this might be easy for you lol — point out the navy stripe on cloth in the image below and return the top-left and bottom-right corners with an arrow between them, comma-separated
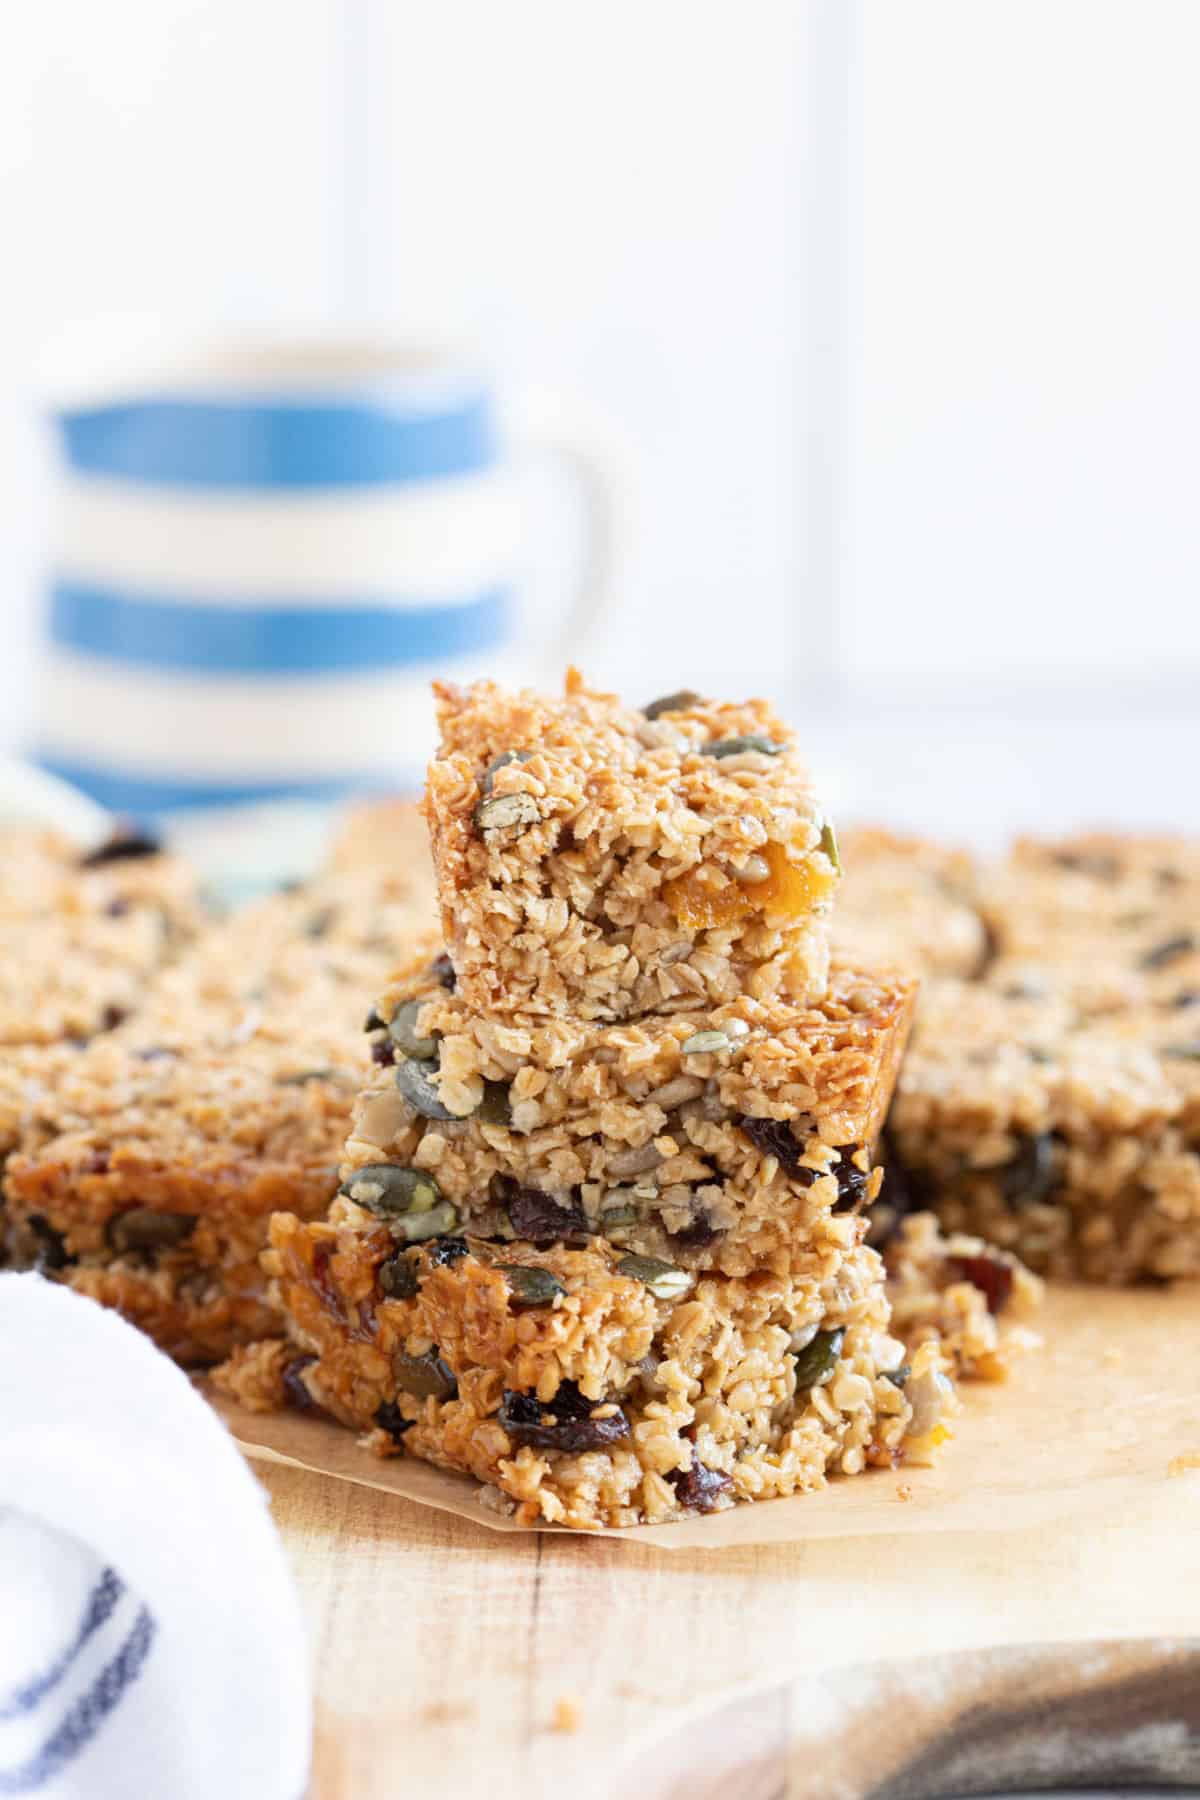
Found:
49,581 -> 510,674
59,392 -> 494,488
35,757 -> 418,818
0,1607 -> 155,1794
0,1573 -> 123,1721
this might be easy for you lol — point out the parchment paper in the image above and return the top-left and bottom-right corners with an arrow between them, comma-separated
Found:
214,1283 -> 1200,1547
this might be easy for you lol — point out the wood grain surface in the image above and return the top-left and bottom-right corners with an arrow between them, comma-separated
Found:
264,1463 -> 1200,1800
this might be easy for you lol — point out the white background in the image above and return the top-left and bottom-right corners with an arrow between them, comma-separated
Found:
0,0 -> 1196,829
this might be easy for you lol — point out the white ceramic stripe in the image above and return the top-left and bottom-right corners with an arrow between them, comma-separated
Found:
53,470 -> 521,602
36,647 -> 523,779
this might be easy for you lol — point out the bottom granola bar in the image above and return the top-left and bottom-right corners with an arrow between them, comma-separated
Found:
216,1210 -> 960,1530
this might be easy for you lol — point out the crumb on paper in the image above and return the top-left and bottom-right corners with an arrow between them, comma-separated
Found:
552,1696 -> 582,1734
1167,1452 -> 1200,1478
896,1483 -> 914,1503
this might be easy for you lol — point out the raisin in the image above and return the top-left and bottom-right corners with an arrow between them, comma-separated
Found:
374,1400 -> 413,1446
668,1213 -> 725,1252
282,1355 -> 317,1412
425,1236 -> 469,1267
370,1037 -> 397,1067
498,1381 -> 630,1453
17,1215 -> 71,1273
378,1251 -> 418,1300
830,1146 -> 870,1214
431,953 -> 457,991
738,1115 -> 809,1179
100,1005 -> 126,1032
79,829 -> 161,867
999,1132 -> 1057,1206
866,1138 -> 924,1249
667,1461 -> 732,1512
493,1177 -> 590,1245
948,1253 -> 1014,1315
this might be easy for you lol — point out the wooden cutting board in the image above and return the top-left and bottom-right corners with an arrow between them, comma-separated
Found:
264,1462 -> 1199,1800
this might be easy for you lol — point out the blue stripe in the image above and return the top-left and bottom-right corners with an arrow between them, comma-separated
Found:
59,392 -> 495,488
35,758 -> 419,818
0,1571 -> 123,1721
0,1606 -> 155,1793
50,581 -> 510,674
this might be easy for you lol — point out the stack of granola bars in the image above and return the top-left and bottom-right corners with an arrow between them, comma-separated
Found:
218,675 -> 992,1529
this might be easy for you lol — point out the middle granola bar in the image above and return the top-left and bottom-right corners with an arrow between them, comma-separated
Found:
345,940 -> 916,1277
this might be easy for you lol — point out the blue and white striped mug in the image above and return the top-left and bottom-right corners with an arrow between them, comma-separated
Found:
36,341 -> 617,815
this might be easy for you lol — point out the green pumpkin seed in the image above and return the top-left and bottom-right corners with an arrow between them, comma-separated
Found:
476,1078 -> 513,1125
598,1191 -> 639,1227
616,1253 -> 694,1301
276,1067 -> 336,1086
643,690 -> 703,720
394,1058 -> 457,1121
388,998 -> 439,1061
378,1251 -> 419,1299
819,819 -> 841,875
474,791 -> 542,832
498,1265 -> 566,1309
792,1326 -> 845,1390
680,1029 -> 733,1057
702,735 -> 783,760
883,1362 -> 911,1389
1164,1042 -> 1200,1061
107,1208 -> 197,1254
479,749 -> 533,796
393,1349 -> 457,1400
363,1006 -> 386,1032
339,1164 -> 441,1216
393,1200 -> 460,1242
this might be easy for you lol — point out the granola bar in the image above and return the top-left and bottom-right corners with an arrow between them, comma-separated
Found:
886,974 -> 1200,1283
833,827 -> 987,979
0,826 -> 201,1046
423,672 -> 839,1021
215,1217 -> 953,1529
346,943 -> 915,1277
1,802 -> 438,1359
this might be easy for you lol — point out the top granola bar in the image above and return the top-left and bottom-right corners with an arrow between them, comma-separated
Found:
423,671 -> 839,1021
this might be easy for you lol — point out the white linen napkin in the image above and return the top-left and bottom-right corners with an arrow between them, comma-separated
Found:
0,1274 -> 311,1799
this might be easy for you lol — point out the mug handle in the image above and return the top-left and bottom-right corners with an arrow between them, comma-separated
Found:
504,387 -> 630,674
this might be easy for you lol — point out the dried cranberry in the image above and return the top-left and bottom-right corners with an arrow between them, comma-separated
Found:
667,1462 -> 732,1512
431,953 -> 457,991
738,1115 -> 809,1179
370,1037 -> 396,1067
80,828 -> 162,867
498,1381 -> 630,1453
494,1177 -> 590,1245
831,1146 -> 870,1214
948,1253 -> 1014,1314
425,1236 -> 469,1267
282,1355 -> 317,1412
374,1400 -> 413,1445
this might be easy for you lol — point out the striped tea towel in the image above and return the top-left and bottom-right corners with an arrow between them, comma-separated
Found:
0,1276 -> 310,1798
